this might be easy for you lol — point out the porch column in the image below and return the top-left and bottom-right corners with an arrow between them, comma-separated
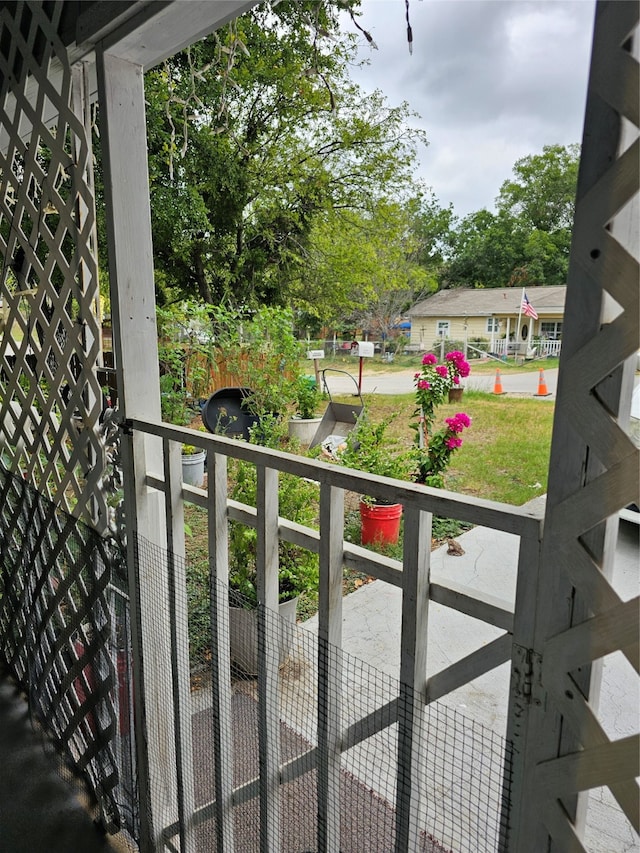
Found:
96,50 -> 178,851
503,3 -> 639,848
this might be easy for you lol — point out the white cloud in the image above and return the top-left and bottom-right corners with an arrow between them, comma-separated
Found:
346,0 -> 595,217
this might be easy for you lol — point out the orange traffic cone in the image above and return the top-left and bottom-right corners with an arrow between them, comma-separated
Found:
493,369 -> 504,395
535,368 -> 550,396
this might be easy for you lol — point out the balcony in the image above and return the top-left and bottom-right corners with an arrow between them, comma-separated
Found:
0,1 -> 637,850
1,417 -> 637,851
1,416 -> 539,851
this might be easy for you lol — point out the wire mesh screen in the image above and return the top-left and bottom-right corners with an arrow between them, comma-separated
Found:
135,532 -> 511,853
0,462 -> 138,844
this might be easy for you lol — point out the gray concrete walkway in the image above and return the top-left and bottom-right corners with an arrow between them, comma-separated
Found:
300,515 -> 639,853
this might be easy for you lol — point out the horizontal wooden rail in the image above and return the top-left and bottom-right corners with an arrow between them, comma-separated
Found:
131,417 -> 543,539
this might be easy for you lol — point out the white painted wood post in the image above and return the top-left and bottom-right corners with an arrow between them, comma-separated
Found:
500,528 -> 545,852
256,464 -> 282,851
316,483 -> 344,853
208,449 -> 236,851
164,438 -> 197,853
96,49 -> 177,852
395,505 -> 431,851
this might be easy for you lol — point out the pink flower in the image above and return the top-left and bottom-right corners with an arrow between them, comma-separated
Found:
418,380 -> 430,390
435,365 -> 448,378
414,372 -> 421,379
445,436 -> 463,449
422,353 -> 437,365
453,375 -> 460,385
445,412 -> 471,433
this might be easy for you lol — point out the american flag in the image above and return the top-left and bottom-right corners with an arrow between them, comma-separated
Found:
521,292 -> 538,320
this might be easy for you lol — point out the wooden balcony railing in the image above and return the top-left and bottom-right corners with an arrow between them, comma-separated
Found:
125,418 -> 543,852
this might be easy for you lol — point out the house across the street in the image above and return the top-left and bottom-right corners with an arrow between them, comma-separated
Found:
408,285 -> 566,357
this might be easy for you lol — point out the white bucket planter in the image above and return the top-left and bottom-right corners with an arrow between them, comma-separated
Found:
229,596 -> 298,676
287,416 -> 323,445
181,450 -> 206,487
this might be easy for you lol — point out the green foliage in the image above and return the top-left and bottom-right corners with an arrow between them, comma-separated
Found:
443,143 -> 579,289
293,375 -> 322,419
445,209 -> 526,289
337,410 -> 413,499
218,304 -> 304,417
496,143 -> 580,232
297,200 -> 433,329
157,301 -> 217,423
143,2 -> 426,308
228,417 -> 319,605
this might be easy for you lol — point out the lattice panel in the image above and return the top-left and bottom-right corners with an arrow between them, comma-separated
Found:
0,1 -> 110,533
534,3 -> 639,850
0,461 -> 135,837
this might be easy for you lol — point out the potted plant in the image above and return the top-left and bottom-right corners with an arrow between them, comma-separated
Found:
181,437 -> 206,488
227,417 -> 319,673
288,375 -> 324,444
336,411 -> 413,546
445,350 -> 471,402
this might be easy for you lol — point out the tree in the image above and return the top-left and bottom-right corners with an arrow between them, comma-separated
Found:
144,1 -> 426,308
496,143 -> 580,232
442,143 -> 580,289
404,189 -> 456,271
296,200 -> 433,339
444,209 -> 526,289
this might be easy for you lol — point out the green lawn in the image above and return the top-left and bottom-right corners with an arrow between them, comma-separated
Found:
183,389 -> 555,641
328,389 -> 554,506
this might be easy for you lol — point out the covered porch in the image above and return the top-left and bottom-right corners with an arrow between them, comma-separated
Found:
0,2 -> 637,852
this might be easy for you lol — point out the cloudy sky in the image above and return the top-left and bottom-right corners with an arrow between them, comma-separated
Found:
345,0 -> 596,218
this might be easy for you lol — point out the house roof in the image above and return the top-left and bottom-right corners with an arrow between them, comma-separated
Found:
409,286 -> 567,318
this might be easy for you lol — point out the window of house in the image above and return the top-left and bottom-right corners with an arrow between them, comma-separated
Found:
486,318 -> 499,333
437,321 -> 450,338
540,321 -> 563,340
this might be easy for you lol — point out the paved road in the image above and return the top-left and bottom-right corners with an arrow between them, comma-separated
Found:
320,364 -> 559,399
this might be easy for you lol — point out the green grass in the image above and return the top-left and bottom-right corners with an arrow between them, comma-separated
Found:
326,389 -> 554,506
183,388 -> 554,649
437,390 -> 554,505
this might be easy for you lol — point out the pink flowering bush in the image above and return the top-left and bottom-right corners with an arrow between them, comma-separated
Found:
412,351 -> 472,487
445,350 -> 471,386
414,352 -> 452,434
412,412 -> 472,487
413,350 -> 471,435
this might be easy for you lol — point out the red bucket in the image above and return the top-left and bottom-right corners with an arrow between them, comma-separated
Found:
360,501 -> 403,546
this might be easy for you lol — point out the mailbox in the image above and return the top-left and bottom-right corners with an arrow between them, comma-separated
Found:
356,341 -> 374,358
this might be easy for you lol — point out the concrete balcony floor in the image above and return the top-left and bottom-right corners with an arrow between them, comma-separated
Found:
0,675 -> 124,853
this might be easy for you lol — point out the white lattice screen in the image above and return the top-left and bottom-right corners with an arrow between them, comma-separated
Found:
529,4 -> 639,850
0,1 -> 110,534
